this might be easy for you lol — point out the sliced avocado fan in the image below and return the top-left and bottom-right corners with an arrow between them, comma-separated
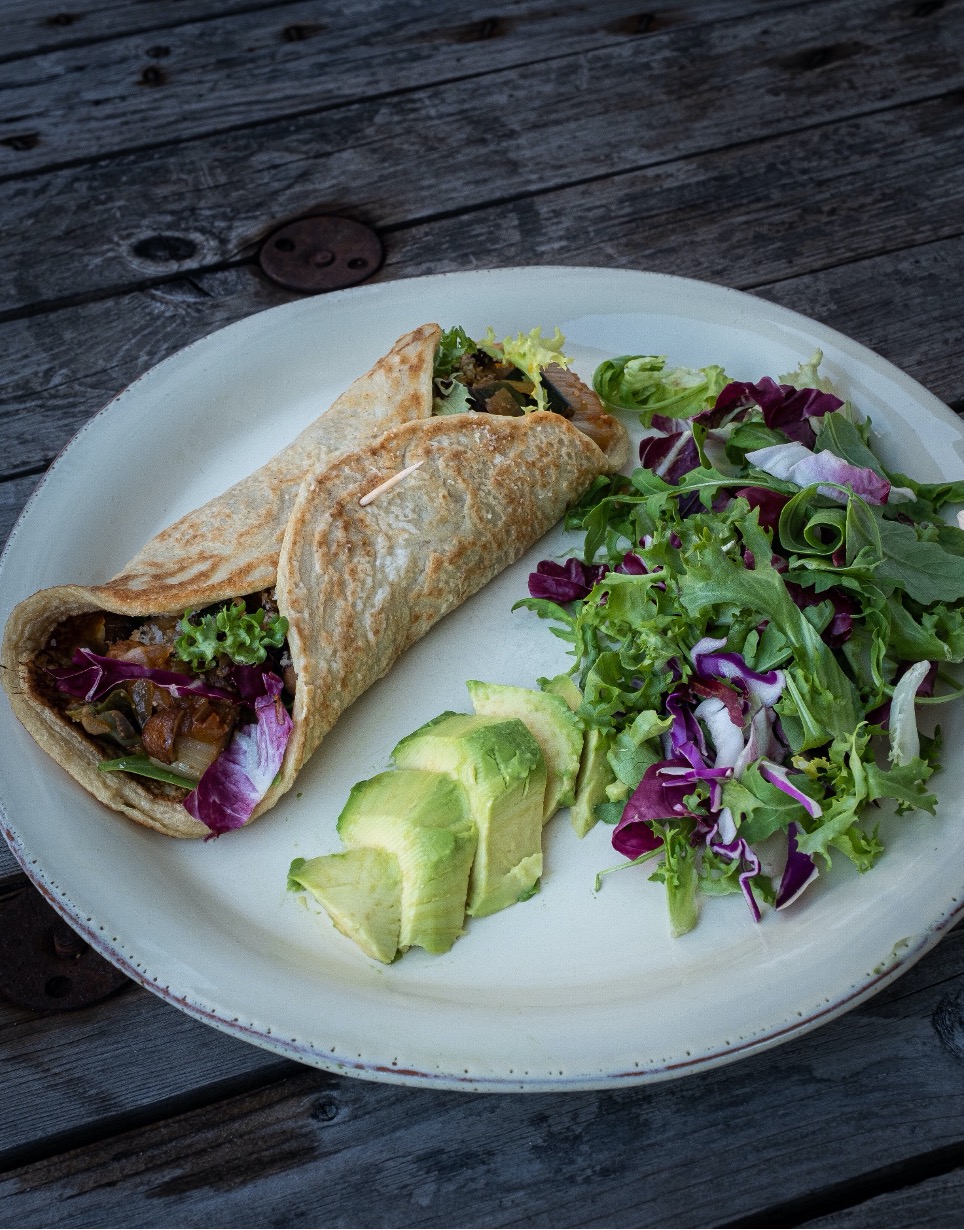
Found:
541,674 -> 617,836
337,768 -> 477,955
466,680 -> 583,822
392,712 -> 545,918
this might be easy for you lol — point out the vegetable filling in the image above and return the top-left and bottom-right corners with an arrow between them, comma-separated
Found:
38,593 -> 294,834
431,325 -> 623,456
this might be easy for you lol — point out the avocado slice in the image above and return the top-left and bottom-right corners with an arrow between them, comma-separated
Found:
466,680 -> 584,822
392,712 -> 545,918
288,849 -> 401,964
540,673 -> 583,713
569,727 -> 617,837
337,769 -> 476,954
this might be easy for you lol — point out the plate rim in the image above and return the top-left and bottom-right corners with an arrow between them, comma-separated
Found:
2,264 -> 962,1093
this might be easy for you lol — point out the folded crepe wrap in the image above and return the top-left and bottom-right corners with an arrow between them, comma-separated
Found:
271,411 -> 619,800
3,323 -> 627,838
2,324 -> 440,839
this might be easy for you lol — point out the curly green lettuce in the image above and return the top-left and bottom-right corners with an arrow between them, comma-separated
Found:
175,601 -> 288,670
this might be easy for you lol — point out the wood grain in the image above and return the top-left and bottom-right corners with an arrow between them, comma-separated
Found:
801,1165 -> 964,1228
1,0 -> 323,60
0,0 -> 815,175
0,976 -> 294,1170
0,0 -> 798,62
1,5 -> 962,314
1,924 -> 963,1227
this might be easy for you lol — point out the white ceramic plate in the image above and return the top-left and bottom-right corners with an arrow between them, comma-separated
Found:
3,267 -> 963,1092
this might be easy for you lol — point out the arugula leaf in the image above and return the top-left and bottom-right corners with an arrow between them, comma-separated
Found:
875,520 -> 964,604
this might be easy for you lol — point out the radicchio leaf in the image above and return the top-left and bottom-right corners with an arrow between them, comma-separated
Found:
775,823 -> 819,910
711,379 -> 842,446
638,430 -> 700,482
783,581 -> 856,646
616,552 -> 647,575
184,672 -> 292,836
612,759 -> 697,858
735,486 -> 792,534
51,647 -> 236,704
746,442 -> 893,505
528,558 -> 608,602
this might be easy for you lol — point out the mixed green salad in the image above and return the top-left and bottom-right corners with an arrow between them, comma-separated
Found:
520,351 -> 964,935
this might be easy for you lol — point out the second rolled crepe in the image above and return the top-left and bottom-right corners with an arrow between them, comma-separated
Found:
270,410 -> 620,806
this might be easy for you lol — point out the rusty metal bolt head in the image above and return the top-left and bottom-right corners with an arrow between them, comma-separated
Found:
0,888 -> 129,1012
259,216 -> 383,293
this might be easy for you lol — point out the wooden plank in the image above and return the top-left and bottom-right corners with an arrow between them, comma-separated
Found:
801,1166 -> 964,1228
754,236 -> 964,413
2,205 -> 962,484
0,471 -> 42,556
0,0 -> 794,62
0,974 -> 294,1170
1,924 -> 963,1227
0,0 -> 806,174
0,844 -> 24,884
1,0 -> 319,60
0,270 -> 295,478
380,95 -> 964,297
0,0 -> 959,185
2,6 -> 963,316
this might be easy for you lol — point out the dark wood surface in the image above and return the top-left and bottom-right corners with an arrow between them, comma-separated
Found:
2,1 -> 963,1226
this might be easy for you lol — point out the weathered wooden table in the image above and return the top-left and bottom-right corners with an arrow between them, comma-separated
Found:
2,1 -> 963,1225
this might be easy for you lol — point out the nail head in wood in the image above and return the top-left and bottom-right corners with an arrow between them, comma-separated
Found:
259,216 -> 383,293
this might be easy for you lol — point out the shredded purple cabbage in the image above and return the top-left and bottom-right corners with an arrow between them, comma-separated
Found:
51,647 -> 237,704
759,760 -> 823,818
184,672 -> 292,836
666,692 -> 708,767
711,836 -> 763,922
775,824 -> 820,909
691,640 -> 784,708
